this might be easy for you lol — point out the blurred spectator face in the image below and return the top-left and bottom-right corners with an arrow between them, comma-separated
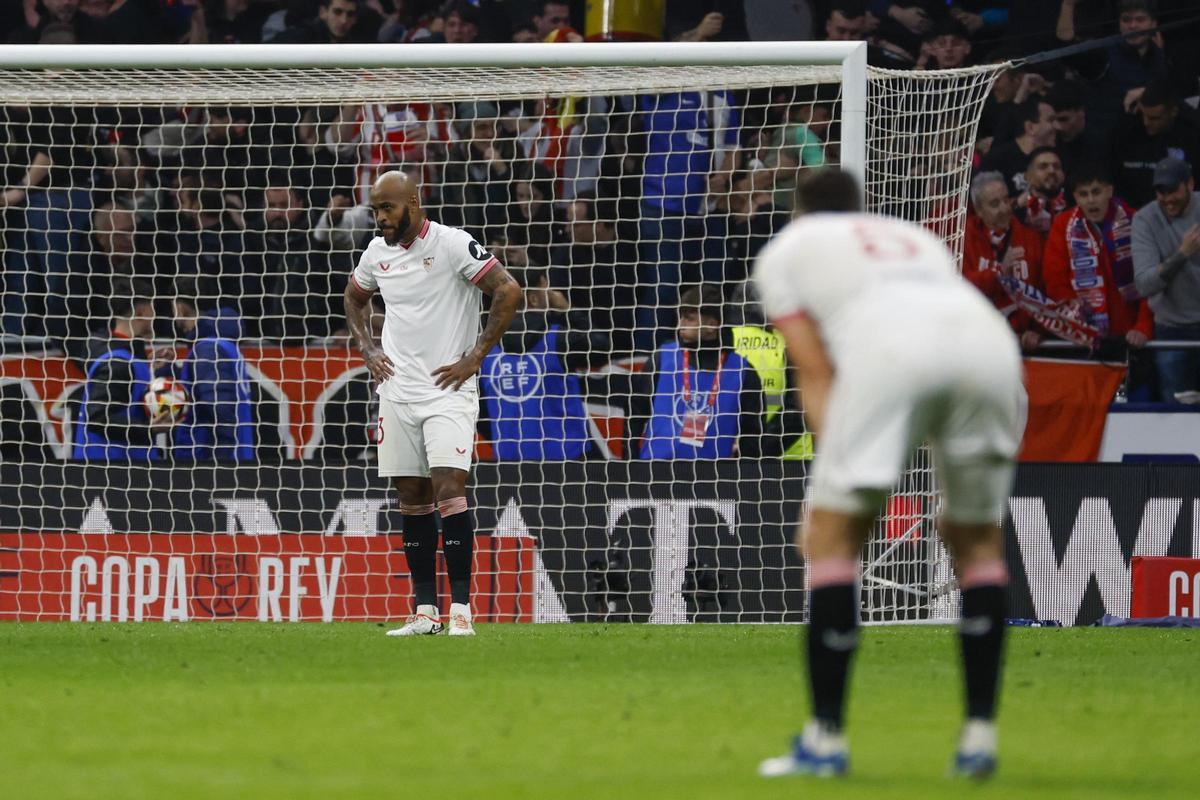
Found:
1026,151 -> 1065,196
1140,102 -> 1176,136
825,11 -> 866,41
226,0 -> 251,15
1156,177 -> 1195,219
130,300 -> 155,340
514,181 -> 542,222
444,11 -> 479,43
172,299 -> 198,337
173,173 -> 201,218
566,200 -> 595,244
93,205 -> 136,259
1026,103 -> 1056,147
512,25 -> 539,44
973,180 -> 1012,231
204,109 -> 248,145
319,0 -> 358,41
991,69 -> 1021,104
1119,8 -> 1155,50
676,308 -> 720,347
1073,180 -> 1115,223
263,187 -> 303,231
930,33 -> 970,69
534,2 -> 570,38
1052,106 -> 1086,143
44,0 -> 80,23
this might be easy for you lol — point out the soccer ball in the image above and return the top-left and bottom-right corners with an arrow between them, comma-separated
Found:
143,376 -> 189,421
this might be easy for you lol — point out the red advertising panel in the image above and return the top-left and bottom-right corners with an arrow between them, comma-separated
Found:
0,533 -> 532,622
1130,556 -> 1200,619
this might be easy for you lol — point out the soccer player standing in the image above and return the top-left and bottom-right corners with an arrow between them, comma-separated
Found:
344,171 -> 522,636
753,169 -> 1026,778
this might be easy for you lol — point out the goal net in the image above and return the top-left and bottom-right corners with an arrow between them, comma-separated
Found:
0,43 -> 1002,623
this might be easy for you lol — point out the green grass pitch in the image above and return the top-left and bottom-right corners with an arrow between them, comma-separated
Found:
1,624 -> 1196,799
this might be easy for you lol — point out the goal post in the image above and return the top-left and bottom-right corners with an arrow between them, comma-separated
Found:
0,43 -> 1005,624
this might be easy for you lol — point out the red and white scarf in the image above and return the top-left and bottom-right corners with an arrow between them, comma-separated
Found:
1065,199 -> 1135,338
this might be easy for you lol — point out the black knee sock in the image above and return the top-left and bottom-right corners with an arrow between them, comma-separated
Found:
806,583 -> 860,731
441,511 -> 474,606
402,513 -> 439,609
959,585 -> 1006,720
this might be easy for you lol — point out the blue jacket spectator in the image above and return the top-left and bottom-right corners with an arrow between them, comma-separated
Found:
480,267 -> 610,461
72,280 -> 167,461
636,90 -> 740,350
632,286 -> 764,459
171,282 -> 255,461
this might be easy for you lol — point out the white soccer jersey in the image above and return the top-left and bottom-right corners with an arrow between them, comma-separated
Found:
351,218 -> 498,403
753,212 -> 1001,364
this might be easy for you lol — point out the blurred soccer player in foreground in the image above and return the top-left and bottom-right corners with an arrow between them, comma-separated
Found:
753,169 -> 1026,779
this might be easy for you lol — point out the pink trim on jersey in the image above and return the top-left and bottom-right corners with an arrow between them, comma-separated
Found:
807,557 -> 859,588
959,559 -> 1009,589
349,273 -> 374,297
470,257 -> 499,285
396,219 -> 430,250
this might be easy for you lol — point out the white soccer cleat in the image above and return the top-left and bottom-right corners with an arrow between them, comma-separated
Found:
950,718 -> 998,779
447,603 -> 475,636
386,604 -> 443,636
758,720 -> 849,778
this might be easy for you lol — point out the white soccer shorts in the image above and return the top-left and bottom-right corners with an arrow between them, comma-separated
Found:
808,324 -> 1026,525
377,391 -> 477,477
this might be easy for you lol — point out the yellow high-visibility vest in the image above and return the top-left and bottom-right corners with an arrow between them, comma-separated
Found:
731,325 -> 813,460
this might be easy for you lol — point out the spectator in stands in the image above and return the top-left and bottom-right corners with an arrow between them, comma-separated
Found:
637,89 -> 740,350
72,278 -> 173,461
870,2 -> 943,59
552,193 -> 637,355
1,105 -> 96,343
632,286 -> 764,460
479,264 -> 610,461
824,1 -> 869,41
1043,164 -> 1154,350
728,282 -> 812,460
919,18 -> 972,70
531,1 -> 570,39
1111,81 -> 1200,209
312,191 -> 374,257
505,165 -> 557,268
252,176 -> 345,341
1046,79 -> 1107,184
1133,158 -> 1200,401
170,275 -> 255,460
271,0 -> 374,43
511,20 -> 538,43
9,0 -> 111,43
439,100 -> 514,235
979,99 -> 1056,195
763,86 -> 834,211
1015,146 -> 1067,238
175,180 -> 259,332
703,170 -> 788,287
412,0 -> 479,44
976,57 -> 1047,151
185,0 -> 274,44
1056,0 -> 1172,141
964,171 -> 1046,351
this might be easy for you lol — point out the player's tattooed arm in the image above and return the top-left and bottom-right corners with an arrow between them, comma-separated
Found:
344,282 -> 395,383
433,264 -> 524,391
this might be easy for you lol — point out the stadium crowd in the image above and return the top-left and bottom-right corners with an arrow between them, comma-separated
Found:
2,0 -> 1200,462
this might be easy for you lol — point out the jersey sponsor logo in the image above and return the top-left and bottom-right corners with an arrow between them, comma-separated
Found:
423,256 -> 434,271
467,239 -> 492,262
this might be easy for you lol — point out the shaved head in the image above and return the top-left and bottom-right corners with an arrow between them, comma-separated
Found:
371,170 -> 417,204
369,170 -> 424,245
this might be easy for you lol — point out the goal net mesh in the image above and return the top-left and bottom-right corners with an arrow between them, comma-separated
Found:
0,58 -> 1002,623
